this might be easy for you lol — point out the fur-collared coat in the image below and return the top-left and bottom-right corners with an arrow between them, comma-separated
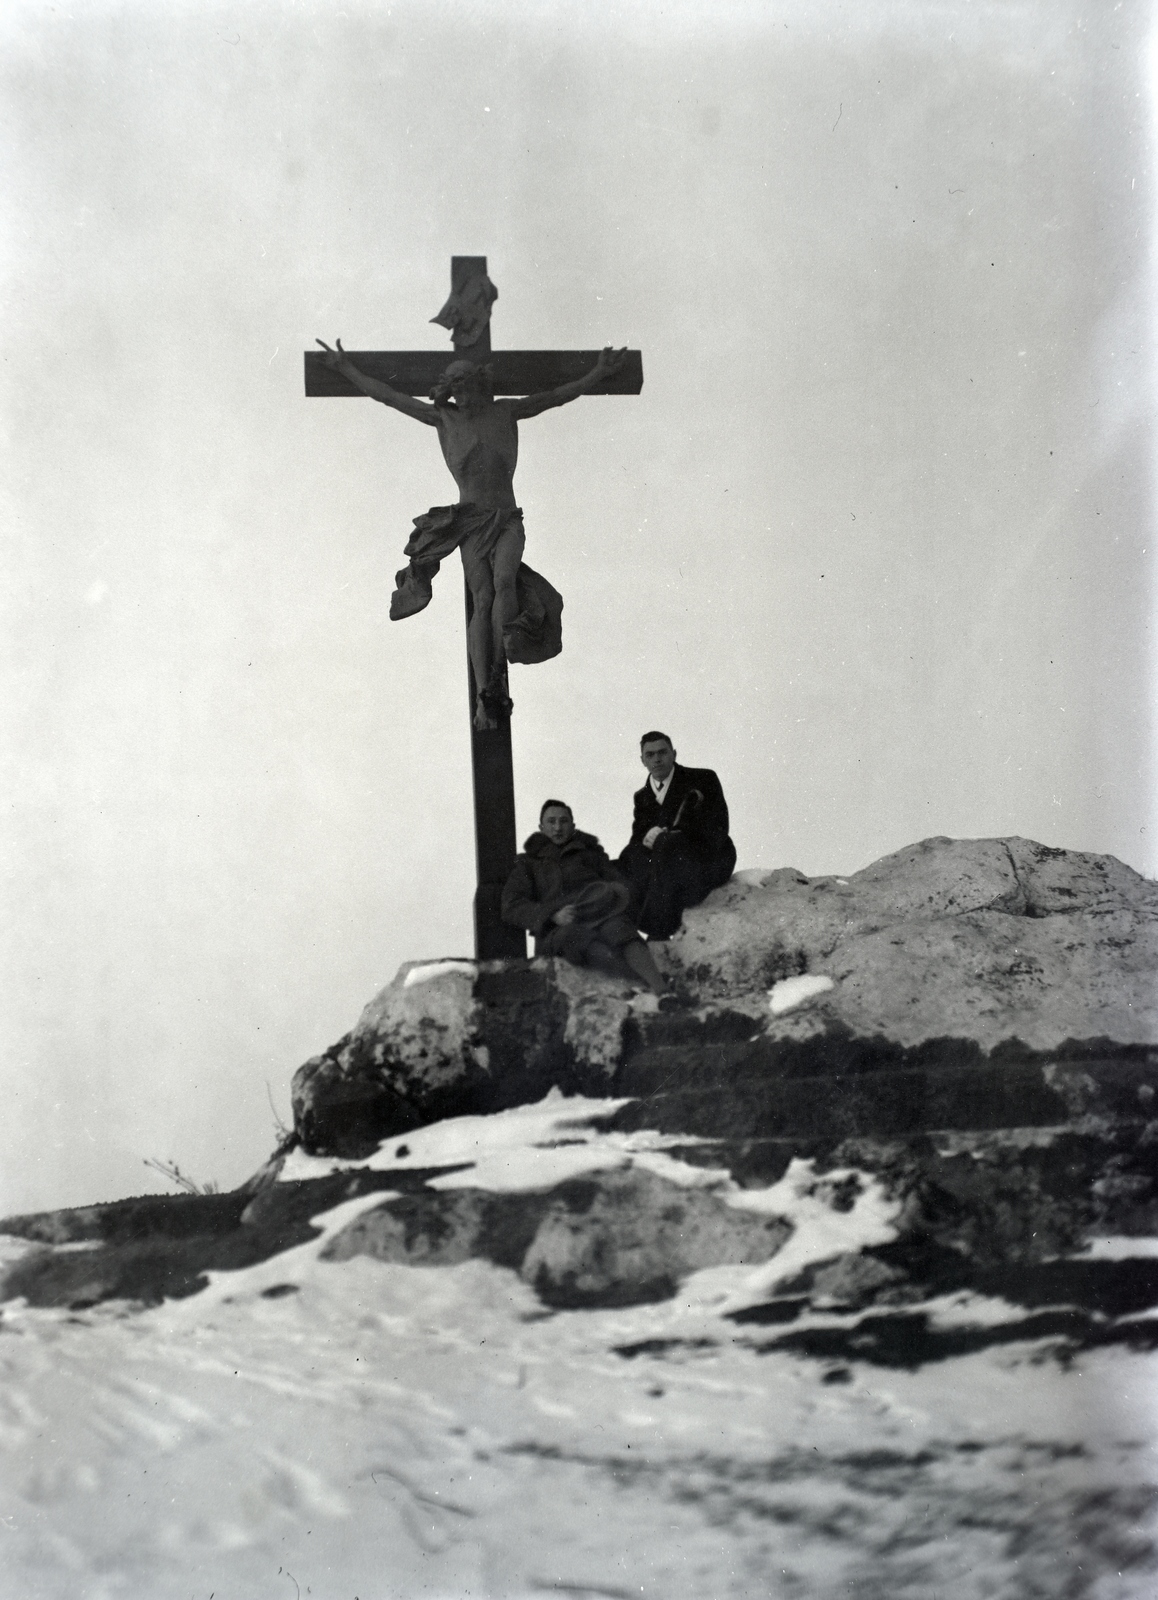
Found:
501,829 -> 632,958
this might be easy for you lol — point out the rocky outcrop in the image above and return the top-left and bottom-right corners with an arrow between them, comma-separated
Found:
3,1103 -> 1156,1360
2,836 -> 1155,1361
292,837 -> 1158,1157
291,957 -> 644,1157
316,1167 -> 793,1309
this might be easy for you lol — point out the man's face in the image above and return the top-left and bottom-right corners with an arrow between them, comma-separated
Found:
449,369 -> 488,409
540,806 -> 575,846
640,740 -> 676,783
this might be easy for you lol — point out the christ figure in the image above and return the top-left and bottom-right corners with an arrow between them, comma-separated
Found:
316,340 -> 627,730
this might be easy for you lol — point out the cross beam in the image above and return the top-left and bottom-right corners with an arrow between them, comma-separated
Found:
305,348 -> 643,397
305,256 -> 642,960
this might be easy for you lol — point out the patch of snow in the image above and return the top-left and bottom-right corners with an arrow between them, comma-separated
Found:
284,1093 -> 894,1212
622,1148 -> 735,1189
734,868 -> 774,886
281,1101 -> 900,1280
162,1191 -> 403,1315
923,1290 -> 1043,1328
280,1092 -> 634,1191
605,1127 -> 717,1153
769,973 -> 835,1014
0,1235 -> 43,1272
1076,1236 -> 1158,1260
401,959 -> 476,988
431,1141 -> 630,1192
1,1148 -> 1154,1598
716,1159 -> 901,1311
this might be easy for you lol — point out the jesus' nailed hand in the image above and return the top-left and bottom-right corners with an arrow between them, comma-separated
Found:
315,338 -> 628,730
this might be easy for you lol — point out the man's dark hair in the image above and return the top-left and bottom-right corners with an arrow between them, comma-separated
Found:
539,798 -> 573,820
639,730 -> 673,749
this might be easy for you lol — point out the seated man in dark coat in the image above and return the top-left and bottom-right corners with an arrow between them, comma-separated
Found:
502,799 -> 668,995
617,731 -> 737,939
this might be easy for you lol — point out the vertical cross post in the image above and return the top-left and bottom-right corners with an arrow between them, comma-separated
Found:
451,257 -> 526,960
304,259 -> 642,965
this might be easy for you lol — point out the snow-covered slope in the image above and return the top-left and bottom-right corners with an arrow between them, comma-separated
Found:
2,1090 -> 1157,1598
4,836 -> 1157,1597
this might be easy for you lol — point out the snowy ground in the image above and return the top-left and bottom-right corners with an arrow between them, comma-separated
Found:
2,1097 -> 1156,1599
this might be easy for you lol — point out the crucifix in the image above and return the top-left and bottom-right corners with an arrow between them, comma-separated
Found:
305,256 -> 643,960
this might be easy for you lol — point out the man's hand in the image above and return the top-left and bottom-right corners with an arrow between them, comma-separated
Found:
593,345 -> 628,379
643,826 -> 667,850
553,905 -> 577,926
514,345 -> 631,418
316,338 -> 349,371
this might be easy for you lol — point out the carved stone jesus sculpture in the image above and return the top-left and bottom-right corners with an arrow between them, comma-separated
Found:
316,340 -> 628,729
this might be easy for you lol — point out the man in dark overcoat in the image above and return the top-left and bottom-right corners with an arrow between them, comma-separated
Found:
617,731 -> 737,939
502,799 -> 668,993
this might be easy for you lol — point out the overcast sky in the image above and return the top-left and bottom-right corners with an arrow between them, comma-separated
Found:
2,0 -> 1154,1216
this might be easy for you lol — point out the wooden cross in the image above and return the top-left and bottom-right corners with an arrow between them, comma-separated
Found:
305,256 -> 643,960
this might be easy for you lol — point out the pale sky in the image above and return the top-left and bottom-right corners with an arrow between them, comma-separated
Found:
2,0 -> 1154,1216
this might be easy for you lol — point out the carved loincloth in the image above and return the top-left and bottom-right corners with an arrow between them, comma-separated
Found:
389,503 -> 563,665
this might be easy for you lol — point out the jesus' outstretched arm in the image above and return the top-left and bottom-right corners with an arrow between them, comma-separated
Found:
316,339 -> 438,425
508,346 -> 629,420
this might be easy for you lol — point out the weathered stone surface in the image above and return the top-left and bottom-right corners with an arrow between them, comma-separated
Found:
516,1168 -> 792,1307
5,1118 -> 1154,1347
671,835 -> 1158,1022
5,835 -> 1154,1344
317,1167 -> 792,1309
608,1050 -> 1147,1143
291,837 -> 1158,1157
292,1037 -> 429,1159
821,909 -> 1155,1051
292,958 -> 646,1157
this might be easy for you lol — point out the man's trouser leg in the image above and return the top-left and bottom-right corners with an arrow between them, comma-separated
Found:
618,845 -> 652,925
638,843 -> 705,939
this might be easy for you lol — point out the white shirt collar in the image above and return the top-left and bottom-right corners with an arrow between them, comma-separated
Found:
650,769 -> 675,803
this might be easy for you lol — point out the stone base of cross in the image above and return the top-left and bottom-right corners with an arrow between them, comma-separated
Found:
305,257 -> 642,959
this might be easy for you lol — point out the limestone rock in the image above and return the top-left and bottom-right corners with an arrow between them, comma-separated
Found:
670,834 -> 1158,1010
4,837 -> 1155,1343
291,837 -> 1158,1158
4,1115 -> 1155,1328
293,958 -> 648,1157
317,1167 -> 792,1309
517,1168 -> 791,1307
